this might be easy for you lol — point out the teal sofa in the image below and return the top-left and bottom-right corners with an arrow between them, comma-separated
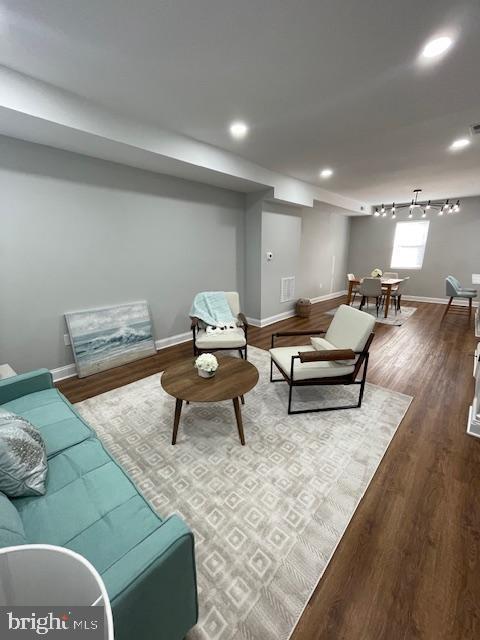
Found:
0,369 -> 198,640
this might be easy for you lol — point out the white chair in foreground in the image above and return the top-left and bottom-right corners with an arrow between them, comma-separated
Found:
190,291 -> 249,359
269,304 -> 375,414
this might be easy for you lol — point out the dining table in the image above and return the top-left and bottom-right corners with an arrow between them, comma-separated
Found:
347,277 -> 405,318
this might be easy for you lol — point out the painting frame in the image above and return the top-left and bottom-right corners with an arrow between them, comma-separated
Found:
65,301 -> 156,378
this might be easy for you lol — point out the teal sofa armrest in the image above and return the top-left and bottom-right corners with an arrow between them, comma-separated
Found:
0,369 -> 53,405
102,515 -> 198,640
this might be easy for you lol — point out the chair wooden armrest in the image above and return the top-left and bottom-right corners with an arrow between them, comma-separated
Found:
298,349 -> 356,363
237,312 -> 249,328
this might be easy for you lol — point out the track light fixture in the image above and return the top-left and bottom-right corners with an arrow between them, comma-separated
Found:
374,189 -> 461,220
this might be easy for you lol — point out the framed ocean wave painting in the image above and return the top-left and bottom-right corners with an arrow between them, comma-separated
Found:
65,301 -> 156,378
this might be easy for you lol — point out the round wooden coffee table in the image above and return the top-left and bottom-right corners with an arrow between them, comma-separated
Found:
161,356 -> 259,445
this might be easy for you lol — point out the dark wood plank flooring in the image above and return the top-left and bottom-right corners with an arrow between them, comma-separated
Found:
57,298 -> 480,640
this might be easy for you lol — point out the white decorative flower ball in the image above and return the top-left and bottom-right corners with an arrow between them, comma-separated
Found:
194,353 -> 219,373
371,268 -> 383,277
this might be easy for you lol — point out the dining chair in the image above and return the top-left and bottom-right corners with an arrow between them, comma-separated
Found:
383,272 -> 398,279
359,278 -> 383,316
443,276 -> 477,318
347,273 -> 360,306
389,277 -> 408,314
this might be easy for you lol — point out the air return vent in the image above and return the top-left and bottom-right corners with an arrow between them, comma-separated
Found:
280,276 -> 295,303
470,123 -> 480,135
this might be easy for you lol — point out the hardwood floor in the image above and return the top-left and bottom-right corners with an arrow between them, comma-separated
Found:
57,298 -> 480,639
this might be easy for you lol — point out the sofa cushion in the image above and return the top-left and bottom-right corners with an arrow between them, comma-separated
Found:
0,408 -> 48,497
270,345 -> 355,381
325,304 -> 375,352
195,327 -> 246,349
0,492 -> 27,546
1,389 -> 92,458
14,439 -> 163,574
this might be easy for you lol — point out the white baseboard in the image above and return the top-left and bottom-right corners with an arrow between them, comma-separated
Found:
51,363 -> 78,382
309,290 -> 347,304
402,295 -> 479,307
154,331 -> 191,350
247,309 -> 296,328
51,331 -> 193,382
247,290 -> 346,328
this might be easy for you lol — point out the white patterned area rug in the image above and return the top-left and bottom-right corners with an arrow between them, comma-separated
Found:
76,346 -> 412,640
327,303 -> 417,326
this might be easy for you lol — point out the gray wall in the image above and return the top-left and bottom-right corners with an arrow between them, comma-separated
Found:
244,193 -> 263,319
261,203 -> 302,318
259,201 -> 351,319
348,196 -> 480,298
0,136 -> 245,373
299,203 -> 350,300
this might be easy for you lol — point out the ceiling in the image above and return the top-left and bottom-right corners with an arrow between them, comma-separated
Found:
1,0 -> 479,204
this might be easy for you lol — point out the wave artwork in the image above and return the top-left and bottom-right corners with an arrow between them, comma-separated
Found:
65,301 -> 156,378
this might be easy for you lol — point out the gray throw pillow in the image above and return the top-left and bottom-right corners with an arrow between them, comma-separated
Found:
0,408 -> 48,497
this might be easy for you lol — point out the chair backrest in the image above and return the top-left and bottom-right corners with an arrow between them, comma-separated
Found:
383,272 -> 398,279
325,304 -> 375,352
224,292 -> 241,316
359,277 -> 383,296
347,273 -> 356,281
446,276 -> 461,297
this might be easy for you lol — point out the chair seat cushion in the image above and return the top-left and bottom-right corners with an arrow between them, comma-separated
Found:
196,327 -> 246,349
270,345 -> 355,381
1,389 -> 93,458
14,439 -> 163,574
457,290 -> 477,298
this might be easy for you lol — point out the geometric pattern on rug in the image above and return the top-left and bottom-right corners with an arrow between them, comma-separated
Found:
75,346 -> 412,640
327,304 -> 417,326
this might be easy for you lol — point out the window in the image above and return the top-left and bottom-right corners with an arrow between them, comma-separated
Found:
390,220 -> 429,269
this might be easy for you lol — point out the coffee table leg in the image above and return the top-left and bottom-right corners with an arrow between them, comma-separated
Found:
232,397 -> 246,445
172,398 -> 183,445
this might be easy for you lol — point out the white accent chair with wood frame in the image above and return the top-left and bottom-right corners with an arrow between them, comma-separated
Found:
190,291 -> 249,359
269,304 -> 375,414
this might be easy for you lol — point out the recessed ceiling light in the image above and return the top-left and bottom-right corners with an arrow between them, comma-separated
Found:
421,36 -> 453,59
229,121 -> 249,139
320,168 -> 333,179
449,137 -> 471,151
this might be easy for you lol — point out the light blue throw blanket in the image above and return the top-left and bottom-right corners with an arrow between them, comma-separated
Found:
190,292 -> 236,327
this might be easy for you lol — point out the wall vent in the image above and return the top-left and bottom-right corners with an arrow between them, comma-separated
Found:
280,276 -> 295,303
470,123 -> 480,135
